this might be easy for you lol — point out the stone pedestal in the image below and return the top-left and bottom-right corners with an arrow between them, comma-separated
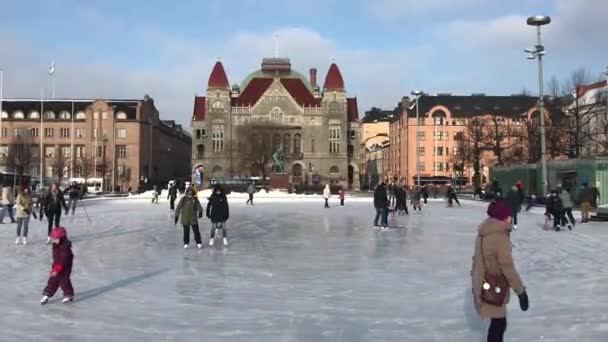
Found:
269,174 -> 290,190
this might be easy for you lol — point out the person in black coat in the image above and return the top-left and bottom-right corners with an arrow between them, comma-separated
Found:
395,185 -> 408,215
64,182 -> 81,216
167,183 -> 178,212
446,185 -> 461,207
506,186 -> 521,229
545,190 -> 563,231
40,183 -> 68,244
373,182 -> 389,228
206,185 -> 230,246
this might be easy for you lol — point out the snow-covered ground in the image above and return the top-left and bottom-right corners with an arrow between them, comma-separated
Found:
1,197 -> 607,342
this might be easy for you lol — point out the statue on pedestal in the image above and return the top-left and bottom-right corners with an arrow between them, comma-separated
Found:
271,146 -> 285,174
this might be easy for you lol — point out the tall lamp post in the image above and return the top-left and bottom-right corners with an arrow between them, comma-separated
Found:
525,15 -> 551,196
411,90 -> 424,187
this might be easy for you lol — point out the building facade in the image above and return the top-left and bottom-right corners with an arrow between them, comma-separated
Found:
572,80 -> 608,156
191,58 -> 361,189
358,108 -> 392,189
387,94 -> 559,186
0,96 -> 191,191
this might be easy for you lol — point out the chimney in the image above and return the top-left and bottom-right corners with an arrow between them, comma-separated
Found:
310,68 -> 317,88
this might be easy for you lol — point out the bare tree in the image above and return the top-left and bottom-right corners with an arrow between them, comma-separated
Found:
482,115 -> 517,166
5,134 -> 34,187
49,151 -> 70,184
235,122 -> 290,183
462,117 -> 486,188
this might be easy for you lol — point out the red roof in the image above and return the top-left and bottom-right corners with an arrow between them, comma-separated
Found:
234,78 -> 273,106
280,78 -> 321,107
192,96 -> 206,121
347,97 -> 359,122
577,80 -> 607,97
323,63 -> 345,90
208,61 -> 229,89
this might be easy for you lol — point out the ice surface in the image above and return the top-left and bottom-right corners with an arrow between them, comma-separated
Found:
1,197 -> 607,341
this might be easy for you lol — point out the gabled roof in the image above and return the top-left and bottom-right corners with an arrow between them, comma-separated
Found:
233,78 -> 273,107
192,96 -> 206,121
280,78 -> 320,107
208,61 -> 229,89
347,98 -> 359,122
575,80 -> 607,107
323,63 -> 345,90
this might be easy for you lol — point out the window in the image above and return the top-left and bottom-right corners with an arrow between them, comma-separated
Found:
418,117 -> 425,125
417,132 -> 425,140
59,111 -> 71,119
328,101 -> 340,113
329,166 -> 339,174
294,134 -> 301,153
31,146 -> 39,158
29,111 -> 40,119
283,134 -> 291,154
454,119 -> 466,126
45,128 -> 54,138
212,125 -> 224,152
454,147 -> 463,156
417,162 -> 425,172
116,111 -> 127,119
93,129 -> 99,139
45,146 -> 56,158
75,128 -> 85,139
454,132 -> 464,141
3,111 -> 13,119
311,139 -> 316,153
433,132 -> 445,141
434,117 -> 445,125
197,144 -> 205,159
96,146 -> 105,158
270,107 -> 283,123
60,128 -> 70,139
292,164 -> 302,177
350,130 -> 356,141
61,146 -> 71,158
94,112 -> 100,120
329,126 -> 340,153
14,128 -> 25,138
195,129 -> 201,140
29,128 -> 39,138
13,111 -> 25,119
116,145 -> 127,159
102,130 -> 108,139
75,111 -> 86,120
417,147 -> 425,156
201,129 -> 206,138
1,128 -> 7,138
212,101 -> 224,109
116,128 -> 127,139
434,147 -> 444,156
434,162 -> 445,171
45,111 -> 56,119
75,146 -> 85,158
0,145 -> 8,156
102,112 -> 108,120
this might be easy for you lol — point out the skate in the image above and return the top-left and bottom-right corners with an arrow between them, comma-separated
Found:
373,225 -> 380,229
61,297 -> 73,304
382,226 -> 389,230
209,238 -> 214,247
46,237 -> 52,245
15,237 -> 21,245
197,244 -> 203,249
40,295 -> 49,305
568,224 -> 572,230
555,226 -> 561,231
223,237 -> 228,246
22,237 -> 27,245
512,225 -> 518,231
183,244 -> 189,249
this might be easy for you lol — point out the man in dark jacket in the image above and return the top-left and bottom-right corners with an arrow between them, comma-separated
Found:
40,183 -> 68,244
506,186 -> 521,229
167,183 -> 178,212
373,182 -> 389,229
546,190 -> 563,231
206,185 -> 230,246
579,184 -> 594,223
65,182 -> 81,216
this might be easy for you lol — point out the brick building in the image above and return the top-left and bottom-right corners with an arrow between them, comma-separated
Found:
0,96 -> 191,191
191,58 -> 361,189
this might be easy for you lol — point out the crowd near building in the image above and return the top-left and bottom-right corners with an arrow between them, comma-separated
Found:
191,57 -> 361,189
0,96 -> 191,192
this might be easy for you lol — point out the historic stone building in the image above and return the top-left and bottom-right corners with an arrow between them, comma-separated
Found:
191,57 -> 361,189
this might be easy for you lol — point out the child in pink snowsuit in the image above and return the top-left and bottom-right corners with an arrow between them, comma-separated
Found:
41,227 -> 74,304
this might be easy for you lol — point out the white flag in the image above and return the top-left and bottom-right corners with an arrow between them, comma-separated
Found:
48,61 -> 55,76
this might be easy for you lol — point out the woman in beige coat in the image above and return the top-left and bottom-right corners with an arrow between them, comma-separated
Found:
471,200 -> 529,342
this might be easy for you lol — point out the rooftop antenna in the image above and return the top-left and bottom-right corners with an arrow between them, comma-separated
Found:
274,34 -> 279,57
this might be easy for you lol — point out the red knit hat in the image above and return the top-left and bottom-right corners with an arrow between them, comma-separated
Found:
487,200 -> 512,221
50,227 -> 67,240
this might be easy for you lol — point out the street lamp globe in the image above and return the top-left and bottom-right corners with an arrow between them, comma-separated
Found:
411,90 -> 424,96
527,16 -> 551,26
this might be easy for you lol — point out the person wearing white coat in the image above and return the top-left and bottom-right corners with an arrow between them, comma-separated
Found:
0,186 -> 16,224
323,184 -> 330,208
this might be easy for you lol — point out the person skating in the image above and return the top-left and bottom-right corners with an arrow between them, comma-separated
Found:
323,184 -> 330,208
395,184 -> 408,215
15,186 -> 37,245
40,183 -> 68,244
373,182 -> 389,229
41,227 -> 74,304
471,200 -> 528,342
447,185 -> 461,207
422,185 -> 429,205
0,185 -> 16,223
591,185 -> 600,209
578,183 -> 594,224
506,186 -> 521,230
151,185 -> 160,204
560,188 -> 575,230
515,180 -> 524,212
411,186 -> 422,213
246,181 -> 256,206
206,185 -> 230,246
175,187 -> 204,249
339,187 -> 345,207
168,183 -> 178,212
546,190 -> 563,231
65,182 -> 81,216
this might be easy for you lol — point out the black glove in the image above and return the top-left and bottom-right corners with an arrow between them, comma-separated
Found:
174,217 -> 178,225
198,211 -> 203,219
518,290 -> 529,311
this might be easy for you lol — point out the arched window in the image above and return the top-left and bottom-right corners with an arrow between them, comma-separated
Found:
270,107 -> 283,123
212,101 -> 224,109
432,110 -> 446,125
212,166 -> 223,178
283,134 -> 291,154
116,111 -> 127,119
329,101 -> 340,113
45,111 -> 56,119
75,111 -> 86,120
28,111 -> 40,119
329,166 -> 340,174
293,134 -> 301,153
59,110 -> 71,120
2,111 -> 11,119
292,163 -> 302,177
347,145 -> 354,158
13,111 -> 24,119
197,144 -> 205,159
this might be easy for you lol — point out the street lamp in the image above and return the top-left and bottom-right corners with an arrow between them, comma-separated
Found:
525,15 -> 551,197
411,90 -> 424,187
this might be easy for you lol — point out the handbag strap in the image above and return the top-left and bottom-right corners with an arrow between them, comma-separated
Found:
479,235 -> 488,272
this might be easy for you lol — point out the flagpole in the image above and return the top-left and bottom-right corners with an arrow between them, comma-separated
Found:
40,88 -> 44,190
70,100 -> 74,179
49,61 -> 56,99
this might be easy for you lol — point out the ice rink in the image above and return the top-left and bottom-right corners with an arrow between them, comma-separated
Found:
1,196 -> 607,341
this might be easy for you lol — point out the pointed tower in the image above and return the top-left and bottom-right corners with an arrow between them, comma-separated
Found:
206,61 -> 231,111
323,62 -> 345,92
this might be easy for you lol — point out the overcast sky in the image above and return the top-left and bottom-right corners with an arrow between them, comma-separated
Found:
1,0 -> 606,127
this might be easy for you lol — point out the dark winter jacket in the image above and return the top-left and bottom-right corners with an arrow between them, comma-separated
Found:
447,187 -> 457,199
373,184 -> 388,209
51,238 -> 73,275
66,185 -> 81,200
175,196 -> 203,226
168,186 -> 178,199
546,194 -> 562,213
579,187 -> 594,203
506,189 -> 521,210
206,193 -> 229,223
41,190 -> 67,215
